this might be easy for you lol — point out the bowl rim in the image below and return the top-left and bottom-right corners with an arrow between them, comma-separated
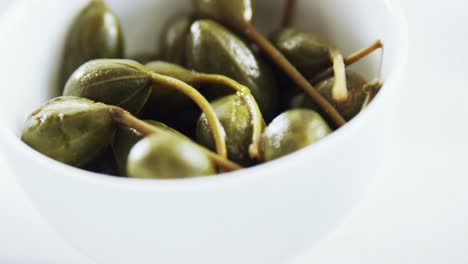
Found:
0,0 -> 409,190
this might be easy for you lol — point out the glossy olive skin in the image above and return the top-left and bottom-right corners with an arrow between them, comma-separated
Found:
261,109 -> 331,161
197,94 -> 260,166
127,133 -> 216,179
271,28 -> 332,77
290,70 -> 368,120
112,120 -> 179,175
186,20 -> 278,120
21,96 -> 116,167
59,0 -> 124,89
63,59 -> 152,114
193,0 -> 255,29
160,13 -> 194,65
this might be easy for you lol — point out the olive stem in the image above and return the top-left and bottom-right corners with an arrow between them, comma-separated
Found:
281,0 -> 297,28
311,40 -> 383,84
360,80 -> 384,110
240,22 -> 346,128
329,48 -> 348,103
149,72 -> 228,159
194,74 -> 264,160
109,106 -> 242,172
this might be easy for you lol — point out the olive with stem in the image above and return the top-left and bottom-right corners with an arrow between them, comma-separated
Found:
110,107 -> 242,172
112,120 -> 182,175
197,94 -> 264,166
310,40 -> 383,84
21,96 -> 117,167
145,61 -> 264,159
290,70 -> 366,120
291,71 -> 384,120
271,28 -> 348,103
21,96 -> 241,172
185,20 -> 278,121
193,0 -> 346,127
63,59 -> 228,158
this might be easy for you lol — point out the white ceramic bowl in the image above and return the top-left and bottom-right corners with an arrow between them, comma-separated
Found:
0,0 -> 407,263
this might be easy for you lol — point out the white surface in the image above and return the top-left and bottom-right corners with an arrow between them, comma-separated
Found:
0,1 -> 467,264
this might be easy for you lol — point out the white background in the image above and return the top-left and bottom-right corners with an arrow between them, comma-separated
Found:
1,0 -> 468,263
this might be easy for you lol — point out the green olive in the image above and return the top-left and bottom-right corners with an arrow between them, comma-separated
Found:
196,94 -> 261,166
59,0 -> 124,89
186,20 -> 278,120
193,0 -> 255,30
112,120 -> 180,175
63,59 -> 152,115
271,28 -> 333,76
290,70 -> 368,120
21,96 -> 116,167
159,13 -> 194,65
143,60 -> 265,143
127,133 -> 216,179
261,109 -> 331,161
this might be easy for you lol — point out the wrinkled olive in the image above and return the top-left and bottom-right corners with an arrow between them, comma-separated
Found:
63,59 -> 152,114
112,120 -> 180,175
193,0 -> 254,30
159,13 -> 194,65
186,20 -> 278,120
21,96 -> 116,167
290,70 -> 368,120
59,0 -> 124,89
127,133 -> 216,179
271,28 -> 333,76
261,109 -> 331,161
197,94 -> 260,166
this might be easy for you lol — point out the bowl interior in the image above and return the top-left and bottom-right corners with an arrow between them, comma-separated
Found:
0,0 -> 405,174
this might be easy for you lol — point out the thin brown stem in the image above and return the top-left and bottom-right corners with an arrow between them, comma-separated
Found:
109,106 -> 242,172
311,40 -> 383,84
281,0 -> 297,28
149,72 -> 228,159
194,74 -> 264,160
240,22 -> 346,128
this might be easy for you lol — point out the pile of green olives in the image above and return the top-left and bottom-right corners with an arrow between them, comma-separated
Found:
21,0 -> 383,179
